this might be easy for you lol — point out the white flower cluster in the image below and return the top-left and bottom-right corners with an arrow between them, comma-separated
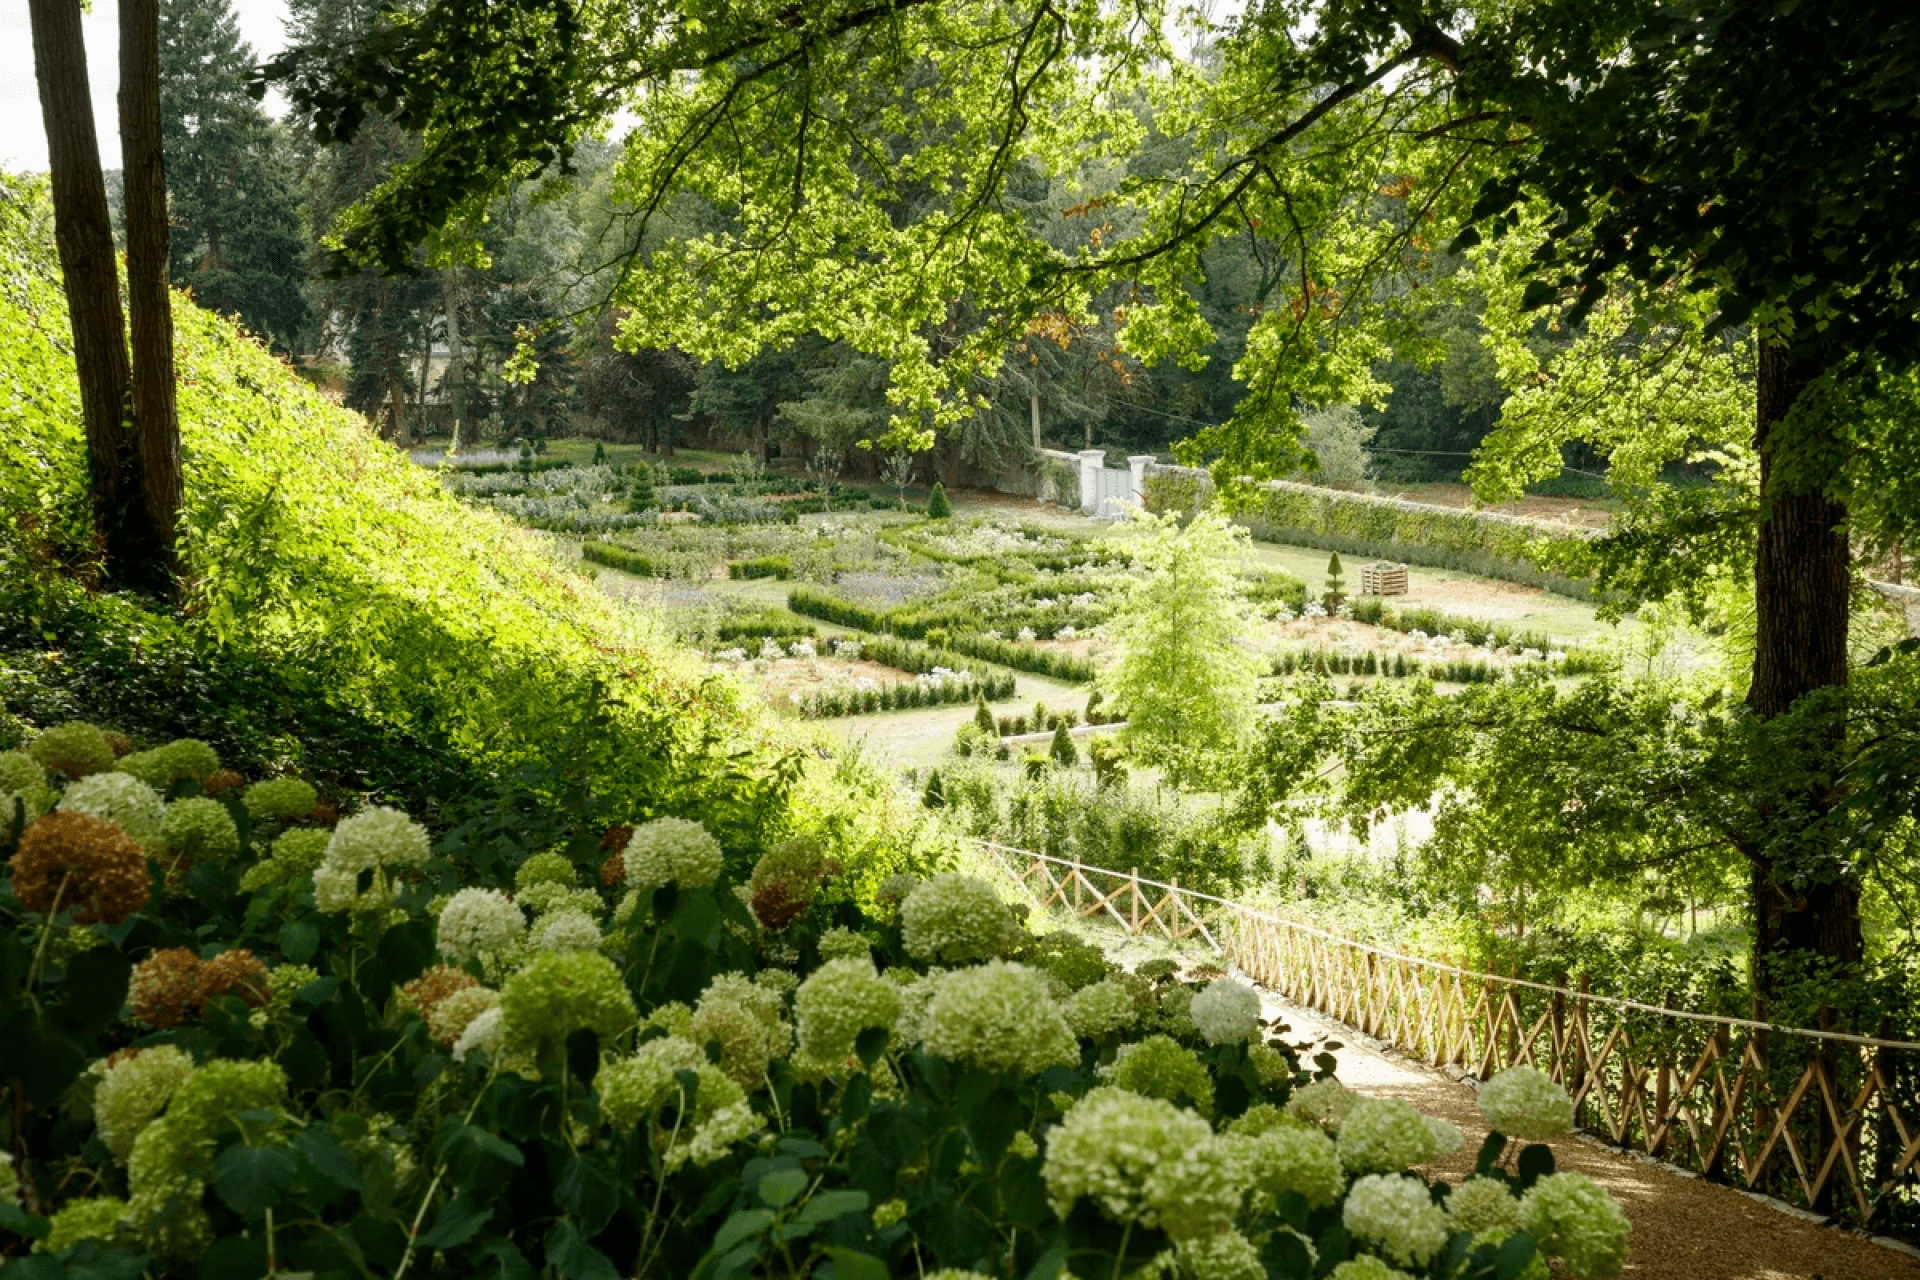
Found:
59,772 -> 166,847
832,639 -> 863,658
596,1036 -> 759,1170
759,641 -> 786,660
919,962 -> 1077,1075
314,806 -> 431,913
1521,1171 -> 1631,1278
1041,1088 -> 1242,1240
624,817 -> 724,891
1337,1097 -> 1462,1173
789,641 -> 818,658
1189,978 -> 1262,1045
1288,1078 -> 1360,1131
1303,601 -> 1329,619
1056,625 -> 1078,640
898,873 -> 1019,964
1063,979 -> 1139,1039
1016,627 -> 1037,643
1342,1173 -> 1452,1267
437,888 -> 527,963
713,648 -> 749,663
917,666 -> 974,688
1176,1229 -> 1266,1280
1446,1175 -> 1524,1240
534,910 -> 602,953
1478,1065 -> 1575,1141
794,957 -> 902,1065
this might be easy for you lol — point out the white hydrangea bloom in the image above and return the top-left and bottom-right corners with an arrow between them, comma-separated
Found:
314,806 -> 431,913
918,962 -> 1077,1075
1520,1172 -> 1631,1278
1226,1123 -> 1346,1210
1328,1259 -> 1416,1280
1189,978 -> 1262,1045
899,873 -> 1019,964
1288,1078 -> 1359,1131
624,817 -> 724,891
1063,979 -> 1139,1039
794,958 -> 901,1065
1016,627 -> 1036,643
1447,1175 -> 1525,1240
1338,1097 -> 1461,1173
452,1006 -> 505,1062
59,772 -> 165,847
1040,1087 -> 1243,1240
1342,1173 -> 1453,1267
1176,1229 -> 1266,1280
1478,1065 -> 1575,1141
437,888 -> 527,963
534,910 -> 602,953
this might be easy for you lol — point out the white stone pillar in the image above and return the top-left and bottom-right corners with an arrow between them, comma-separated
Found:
1127,455 -> 1156,511
1077,448 -> 1106,515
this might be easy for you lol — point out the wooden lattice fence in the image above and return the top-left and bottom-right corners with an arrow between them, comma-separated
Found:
976,841 -> 1920,1240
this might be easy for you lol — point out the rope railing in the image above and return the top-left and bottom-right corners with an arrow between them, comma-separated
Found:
974,839 -> 1920,1239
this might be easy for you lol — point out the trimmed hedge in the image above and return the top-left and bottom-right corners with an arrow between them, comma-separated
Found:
728,554 -> 793,580
713,612 -> 817,642
786,587 -> 1097,682
1143,465 -> 1596,597
580,540 -> 665,577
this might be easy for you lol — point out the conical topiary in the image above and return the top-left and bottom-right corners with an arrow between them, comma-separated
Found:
1049,723 -> 1078,768
974,697 -> 997,737
922,768 -> 947,808
627,464 -> 656,513
928,482 -> 952,519
1324,551 -> 1345,606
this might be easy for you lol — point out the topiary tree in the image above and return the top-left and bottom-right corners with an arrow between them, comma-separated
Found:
1049,722 -> 1078,768
1088,736 -> 1126,788
974,696 -> 997,737
927,481 -> 952,519
1323,551 -> 1345,608
921,768 -> 947,808
592,440 -> 607,465
627,463 -> 655,513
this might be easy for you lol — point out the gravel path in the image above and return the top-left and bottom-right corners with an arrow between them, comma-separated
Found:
1262,989 -> 1920,1280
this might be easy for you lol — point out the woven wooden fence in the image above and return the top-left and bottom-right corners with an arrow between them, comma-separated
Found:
976,841 -> 1920,1240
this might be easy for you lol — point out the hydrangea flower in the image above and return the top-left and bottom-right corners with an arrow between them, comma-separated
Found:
95,1045 -> 196,1161
0,1150 -> 17,1208
1063,978 -> 1139,1039
9,810 -> 150,924
453,1006 -> 505,1062
535,910 -> 603,953
690,973 -> 791,1086
158,797 -> 240,865
38,1197 -> 135,1253
242,777 -> 318,821
1189,978 -> 1262,1045
624,817 -> 724,890
117,740 -> 219,792
28,722 -> 115,779
1342,1173 -> 1453,1267
1338,1097 -> 1463,1173
794,957 -> 902,1065
1447,1175 -> 1525,1240
58,772 -> 165,847
919,961 -> 1077,1075
520,883 -> 603,918
1040,1087 -> 1242,1240
1246,1041 -> 1293,1089
239,827 -> 333,892
899,873 -> 1020,964
1176,1229 -> 1266,1280
1228,1123 -> 1346,1210
127,1116 -> 212,1256
1479,1065 -> 1575,1141
313,806 -> 430,913
500,951 -> 637,1055
437,888 -> 528,963
641,1001 -> 695,1038
1288,1077 -> 1359,1131
1328,1260 -> 1416,1280
0,750 -> 47,796
597,1036 -> 760,1169
1102,1034 -> 1214,1115
430,986 -> 502,1047
816,926 -> 871,962
1520,1172 -> 1631,1278
515,851 -> 577,891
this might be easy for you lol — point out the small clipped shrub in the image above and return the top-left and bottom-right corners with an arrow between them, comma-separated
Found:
927,481 -> 952,519
1049,722 -> 1079,768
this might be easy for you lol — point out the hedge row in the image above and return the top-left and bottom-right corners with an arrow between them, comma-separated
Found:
1267,649 -> 1506,684
939,632 -> 1095,683
1143,466 -> 1596,597
713,611 -> 817,642
580,540 -> 665,577
786,587 -> 1096,682
727,554 -> 793,580
797,669 -> 1013,718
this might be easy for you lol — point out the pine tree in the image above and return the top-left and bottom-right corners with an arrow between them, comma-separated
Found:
974,697 -> 996,737
1049,722 -> 1078,768
627,464 -> 655,513
1323,552 -> 1345,607
927,481 -> 952,518
921,768 -> 946,808
592,440 -> 607,465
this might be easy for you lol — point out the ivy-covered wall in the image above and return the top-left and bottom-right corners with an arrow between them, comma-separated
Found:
1142,464 -> 1595,597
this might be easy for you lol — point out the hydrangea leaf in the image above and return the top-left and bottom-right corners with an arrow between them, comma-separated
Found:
212,1142 -> 299,1219
416,1194 -> 493,1250
757,1169 -> 808,1209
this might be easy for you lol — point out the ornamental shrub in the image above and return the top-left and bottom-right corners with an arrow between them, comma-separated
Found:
899,873 -> 1021,964
928,481 -> 952,518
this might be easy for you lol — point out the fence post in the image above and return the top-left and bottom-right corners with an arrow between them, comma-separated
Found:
1654,987 -> 1675,1157
1571,974 -> 1591,1106
1071,856 -> 1082,913
1550,973 -> 1568,1086
1129,867 -> 1140,934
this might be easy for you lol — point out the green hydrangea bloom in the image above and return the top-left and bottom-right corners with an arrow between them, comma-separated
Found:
919,961 -> 1077,1076
1063,978 -> 1139,1039
816,926 -> 871,962
126,1115 -> 214,1256
597,1036 -> 759,1169
516,851 -> 577,891
1040,1087 -> 1243,1240
0,1150 -> 17,1207
0,778 -> 54,827
690,973 -> 791,1086
794,957 -> 901,1065
158,797 -> 240,865
1103,1034 -> 1214,1116
899,874 -> 1020,965
519,883 -> 603,918
1025,931 -> 1112,990
1448,1175 -> 1525,1241
239,827 -> 333,892
1479,1066 -> 1576,1142
1246,1040 -> 1293,1089
640,1001 -> 695,1038
0,750 -> 45,795
96,1045 -> 197,1161
1288,1078 -> 1359,1131
428,986 -> 501,1046
1342,1174 -> 1452,1268
1337,1097 -> 1463,1173
242,778 -> 318,821
534,910 -> 603,953
59,772 -> 165,847
624,817 -> 724,891
168,1059 -> 288,1134
29,722 -> 115,779
1519,1172 -> 1631,1279
119,740 -> 220,792
499,951 -> 637,1055
1177,1229 -> 1267,1280
1226,1123 -> 1346,1210
1227,1103 -> 1311,1137
1328,1260 -> 1416,1280
37,1197 -> 135,1253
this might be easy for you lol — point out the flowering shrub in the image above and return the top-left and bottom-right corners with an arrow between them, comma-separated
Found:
0,721 -> 1628,1280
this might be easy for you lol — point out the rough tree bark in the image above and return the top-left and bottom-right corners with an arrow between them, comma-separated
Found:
1745,341 -> 1861,1019
119,0 -> 184,589
28,0 -> 145,580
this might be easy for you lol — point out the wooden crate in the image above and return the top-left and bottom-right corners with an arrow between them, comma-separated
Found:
1362,561 -> 1409,596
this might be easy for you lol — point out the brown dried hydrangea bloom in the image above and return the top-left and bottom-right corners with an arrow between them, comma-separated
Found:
195,949 -> 271,1008
130,948 -> 204,1028
598,826 -> 634,887
402,964 -> 479,1019
9,811 -> 151,924
103,730 -> 135,758
748,838 -> 840,932
203,770 -> 245,796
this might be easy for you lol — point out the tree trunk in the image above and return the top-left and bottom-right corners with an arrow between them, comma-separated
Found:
387,376 -> 410,443
752,403 -> 769,467
443,269 -> 466,440
1030,386 -> 1042,451
119,0 -> 183,592
29,0 -> 147,582
1745,341 -> 1860,1020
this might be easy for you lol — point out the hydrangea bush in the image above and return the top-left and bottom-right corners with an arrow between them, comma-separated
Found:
0,722 -> 1628,1279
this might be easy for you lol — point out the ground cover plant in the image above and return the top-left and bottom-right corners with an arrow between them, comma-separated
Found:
0,720 -> 1629,1279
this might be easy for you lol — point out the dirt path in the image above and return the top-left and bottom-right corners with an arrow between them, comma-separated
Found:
1261,989 -> 1920,1280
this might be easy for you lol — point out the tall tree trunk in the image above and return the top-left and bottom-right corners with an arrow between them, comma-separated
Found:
387,376 -> 410,443
1030,386 -> 1042,451
752,403 -> 769,467
443,270 -> 466,440
119,0 -> 183,592
29,0 -> 147,582
1745,341 -> 1860,1021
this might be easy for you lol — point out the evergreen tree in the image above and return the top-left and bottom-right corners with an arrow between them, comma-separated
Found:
973,696 -> 996,737
1049,722 -> 1078,768
1324,552 -> 1345,607
626,464 -> 655,513
921,768 -> 946,808
159,0 -> 310,353
927,482 -> 952,519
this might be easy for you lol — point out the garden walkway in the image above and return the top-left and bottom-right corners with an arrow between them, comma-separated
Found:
1261,989 -> 1920,1280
